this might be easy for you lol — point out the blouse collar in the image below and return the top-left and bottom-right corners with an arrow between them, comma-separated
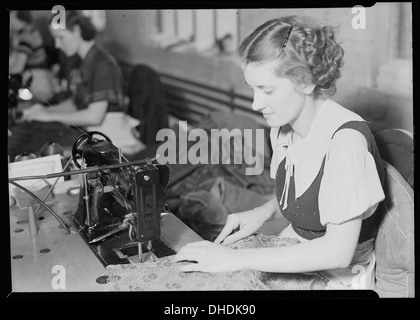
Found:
271,98 -> 365,198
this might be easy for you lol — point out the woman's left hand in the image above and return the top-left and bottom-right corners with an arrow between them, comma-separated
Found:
173,241 -> 243,273
22,103 -> 52,122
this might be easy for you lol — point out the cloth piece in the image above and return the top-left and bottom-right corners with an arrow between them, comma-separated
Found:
87,112 -> 145,156
127,64 -> 169,146
199,111 -> 270,176
177,176 -> 267,241
105,257 -> 269,291
104,233 -> 330,291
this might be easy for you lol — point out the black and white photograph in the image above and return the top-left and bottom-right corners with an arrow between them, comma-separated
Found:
4,1 -> 416,303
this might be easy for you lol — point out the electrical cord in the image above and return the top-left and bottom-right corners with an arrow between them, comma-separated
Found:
9,180 -> 71,235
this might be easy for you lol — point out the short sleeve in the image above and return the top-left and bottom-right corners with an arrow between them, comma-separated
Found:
90,59 -> 124,108
319,129 -> 385,226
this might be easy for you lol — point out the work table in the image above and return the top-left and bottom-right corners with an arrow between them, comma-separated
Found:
9,180 -> 202,292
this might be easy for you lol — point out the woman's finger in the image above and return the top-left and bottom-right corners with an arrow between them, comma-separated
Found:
179,263 -> 201,273
221,228 -> 250,246
214,216 -> 239,244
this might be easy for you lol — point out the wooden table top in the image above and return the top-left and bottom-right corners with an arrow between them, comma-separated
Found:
9,180 -> 202,292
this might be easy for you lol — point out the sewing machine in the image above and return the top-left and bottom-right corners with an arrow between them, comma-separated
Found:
70,131 -> 173,265
9,129 -> 174,265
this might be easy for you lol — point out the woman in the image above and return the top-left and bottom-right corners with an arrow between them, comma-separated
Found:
22,10 -> 144,156
9,10 -> 55,102
174,15 -> 385,290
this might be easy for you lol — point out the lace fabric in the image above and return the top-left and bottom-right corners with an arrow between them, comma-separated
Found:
103,233 -> 330,291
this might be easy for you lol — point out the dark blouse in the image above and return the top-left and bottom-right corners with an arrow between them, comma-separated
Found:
275,121 -> 385,243
71,45 -> 124,112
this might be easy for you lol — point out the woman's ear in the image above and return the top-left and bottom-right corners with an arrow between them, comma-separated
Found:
303,83 -> 316,95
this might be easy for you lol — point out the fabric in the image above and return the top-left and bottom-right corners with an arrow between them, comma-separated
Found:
72,44 -> 125,112
127,64 -> 169,146
199,111 -> 270,176
374,161 -> 415,297
177,176 -> 268,240
103,233 -> 330,291
86,112 -> 145,155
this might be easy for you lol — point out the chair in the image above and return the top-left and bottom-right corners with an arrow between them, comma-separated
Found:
374,129 -> 414,188
373,160 -> 414,297
373,129 -> 414,297
127,64 -> 169,146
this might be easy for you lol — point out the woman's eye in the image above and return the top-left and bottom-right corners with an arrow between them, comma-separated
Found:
263,90 -> 273,94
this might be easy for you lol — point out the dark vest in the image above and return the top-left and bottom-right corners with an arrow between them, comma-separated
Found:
275,121 -> 385,243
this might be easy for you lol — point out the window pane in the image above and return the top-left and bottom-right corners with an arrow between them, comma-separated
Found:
215,9 -> 238,48
177,10 -> 194,41
194,9 -> 215,51
162,10 -> 175,36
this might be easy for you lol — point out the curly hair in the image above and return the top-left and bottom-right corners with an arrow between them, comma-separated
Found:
237,15 -> 344,96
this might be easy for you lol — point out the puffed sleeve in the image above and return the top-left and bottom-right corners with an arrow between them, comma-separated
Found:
319,129 -> 385,226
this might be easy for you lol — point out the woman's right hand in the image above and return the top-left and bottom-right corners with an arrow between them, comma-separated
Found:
214,207 -> 269,246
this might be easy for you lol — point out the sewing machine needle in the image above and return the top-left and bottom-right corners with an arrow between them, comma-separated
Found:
138,242 -> 142,262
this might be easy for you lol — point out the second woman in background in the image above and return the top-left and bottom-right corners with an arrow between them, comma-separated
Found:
23,10 -> 144,156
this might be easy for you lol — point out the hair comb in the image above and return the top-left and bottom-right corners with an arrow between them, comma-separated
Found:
283,25 -> 294,48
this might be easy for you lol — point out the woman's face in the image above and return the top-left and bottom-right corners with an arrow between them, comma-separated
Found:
50,27 -> 81,57
243,61 -> 307,129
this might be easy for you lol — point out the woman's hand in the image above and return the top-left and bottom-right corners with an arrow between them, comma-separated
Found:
214,207 -> 269,246
173,240 -> 244,273
22,103 -> 52,122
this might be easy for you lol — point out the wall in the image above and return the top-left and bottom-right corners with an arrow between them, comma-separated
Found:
32,4 -> 414,132
97,4 -> 413,133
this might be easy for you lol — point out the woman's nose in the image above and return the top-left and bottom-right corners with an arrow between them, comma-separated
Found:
251,92 -> 265,112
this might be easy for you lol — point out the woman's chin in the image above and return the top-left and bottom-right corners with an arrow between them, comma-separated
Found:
265,117 -> 284,128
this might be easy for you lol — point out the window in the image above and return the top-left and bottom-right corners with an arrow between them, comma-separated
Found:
152,9 -> 239,56
81,10 -> 106,31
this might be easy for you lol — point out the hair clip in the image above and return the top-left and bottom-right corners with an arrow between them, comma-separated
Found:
282,25 -> 294,48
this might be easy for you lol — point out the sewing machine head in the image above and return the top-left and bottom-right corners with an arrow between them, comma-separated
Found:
71,131 -> 170,263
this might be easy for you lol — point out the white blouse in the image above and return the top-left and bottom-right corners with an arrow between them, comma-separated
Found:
269,98 -> 385,226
